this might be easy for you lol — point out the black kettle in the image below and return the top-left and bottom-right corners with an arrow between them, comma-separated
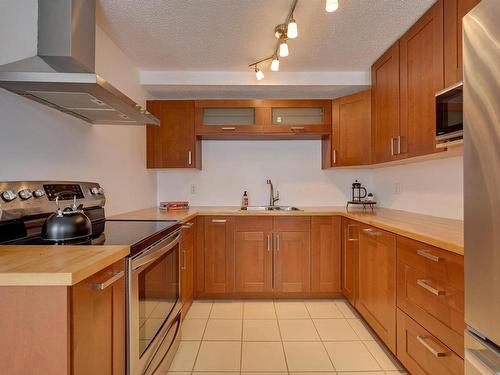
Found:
41,192 -> 92,243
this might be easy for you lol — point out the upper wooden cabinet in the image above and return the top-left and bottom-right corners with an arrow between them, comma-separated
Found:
332,90 -> 372,167
195,100 -> 266,135
371,42 -> 401,164
146,100 -> 200,169
444,0 -> 481,86
357,224 -> 397,353
311,216 -> 341,294
399,0 -> 444,158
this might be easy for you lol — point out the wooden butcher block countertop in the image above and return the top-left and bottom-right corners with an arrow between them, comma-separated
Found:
0,245 -> 129,286
111,206 -> 464,255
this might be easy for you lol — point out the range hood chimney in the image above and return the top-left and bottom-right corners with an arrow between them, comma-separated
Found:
0,0 -> 159,126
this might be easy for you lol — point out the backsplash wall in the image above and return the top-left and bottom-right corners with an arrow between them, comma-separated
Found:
157,140 -> 373,207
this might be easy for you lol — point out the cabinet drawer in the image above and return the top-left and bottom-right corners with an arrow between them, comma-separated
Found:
397,260 -> 465,356
397,309 -> 463,375
181,220 -> 195,244
397,236 -> 463,291
273,216 -> 311,232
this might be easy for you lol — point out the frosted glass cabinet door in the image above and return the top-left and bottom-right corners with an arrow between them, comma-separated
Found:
195,100 -> 266,134
264,100 -> 332,134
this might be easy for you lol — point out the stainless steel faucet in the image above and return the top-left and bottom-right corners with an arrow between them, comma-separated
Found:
266,179 -> 280,207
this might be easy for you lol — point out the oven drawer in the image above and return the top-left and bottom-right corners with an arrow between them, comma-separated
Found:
397,309 -> 463,375
397,236 -> 463,291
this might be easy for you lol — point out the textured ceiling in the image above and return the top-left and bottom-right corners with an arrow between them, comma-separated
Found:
97,0 -> 435,72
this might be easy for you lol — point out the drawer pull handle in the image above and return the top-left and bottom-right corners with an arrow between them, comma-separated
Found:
417,249 -> 441,262
211,219 -> 227,223
181,250 -> 186,270
266,234 -> 271,252
417,279 -> 446,296
416,335 -> 447,357
291,126 -> 305,131
362,228 -> 382,236
92,270 -> 124,290
221,127 -> 236,130
182,222 -> 193,229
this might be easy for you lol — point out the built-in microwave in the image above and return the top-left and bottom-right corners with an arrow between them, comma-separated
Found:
436,81 -> 463,142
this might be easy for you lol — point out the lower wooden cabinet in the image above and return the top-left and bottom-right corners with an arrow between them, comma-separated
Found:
397,308 -> 464,375
357,224 -> 397,352
311,216 -> 341,294
202,216 -> 235,294
341,218 -> 359,305
234,217 -> 273,293
71,259 -> 125,375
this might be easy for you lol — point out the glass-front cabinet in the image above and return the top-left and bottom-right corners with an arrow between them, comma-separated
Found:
264,100 -> 332,134
195,100 -> 266,134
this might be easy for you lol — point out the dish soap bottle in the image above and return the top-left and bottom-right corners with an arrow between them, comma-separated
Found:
242,191 -> 249,207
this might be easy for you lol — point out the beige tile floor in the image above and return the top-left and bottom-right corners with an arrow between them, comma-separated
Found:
167,299 -> 407,375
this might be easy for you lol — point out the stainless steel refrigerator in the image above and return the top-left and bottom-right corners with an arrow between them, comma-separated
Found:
464,0 -> 500,373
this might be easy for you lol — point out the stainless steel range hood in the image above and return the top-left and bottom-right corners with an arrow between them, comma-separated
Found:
0,0 -> 159,125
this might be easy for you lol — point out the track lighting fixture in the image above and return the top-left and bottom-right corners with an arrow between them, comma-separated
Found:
325,0 -> 338,12
249,0 -> 339,80
271,56 -> 280,71
255,66 -> 264,80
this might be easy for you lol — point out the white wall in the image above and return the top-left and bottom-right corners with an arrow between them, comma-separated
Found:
157,140 -> 373,207
371,156 -> 463,219
0,0 -> 156,216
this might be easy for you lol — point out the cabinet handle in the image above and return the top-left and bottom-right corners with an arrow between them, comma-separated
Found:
390,138 -> 395,156
275,233 -> 280,252
416,335 -> 446,357
266,234 -> 271,252
397,136 -> 402,155
92,270 -> 124,290
211,219 -> 227,223
333,149 -> 337,164
347,224 -> 358,241
221,127 -> 236,130
188,151 -> 192,165
182,222 -> 193,229
362,228 -> 382,237
291,126 -> 305,131
417,249 -> 441,262
181,250 -> 186,270
417,279 -> 446,296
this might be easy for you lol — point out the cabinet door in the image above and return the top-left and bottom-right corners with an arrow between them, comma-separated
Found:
311,216 -> 341,293
234,217 -> 274,293
371,42 -> 401,163
71,259 -> 125,375
274,216 -> 311,293
264,100 -> 332,134
146,100 -> 199,169
332,90 -> 371,167
400,0 -> 444,158
358,225 -> 397,353
195,100 -> 266,135
181,220 -> 195,307
341,218 -> 359,305
444,0 -> 481,86
203,216 -> 234,294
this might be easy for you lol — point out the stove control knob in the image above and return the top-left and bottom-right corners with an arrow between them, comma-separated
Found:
2,190 -> 17,202
33,189 -> 45,198
98,187 -> 104,195
90,187 -> 100,195
18,189 -> 33,200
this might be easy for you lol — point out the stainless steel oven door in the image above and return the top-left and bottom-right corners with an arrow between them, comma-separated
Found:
127,228 -> 183,375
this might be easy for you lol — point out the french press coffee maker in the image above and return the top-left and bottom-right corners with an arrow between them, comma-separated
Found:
351,180 -> 367,202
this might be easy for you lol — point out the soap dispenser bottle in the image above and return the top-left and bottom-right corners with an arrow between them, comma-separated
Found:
242,191 -> 249,207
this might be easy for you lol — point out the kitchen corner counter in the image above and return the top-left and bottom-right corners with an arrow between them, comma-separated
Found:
0,245 -> 130,286
110,206 -> 464,255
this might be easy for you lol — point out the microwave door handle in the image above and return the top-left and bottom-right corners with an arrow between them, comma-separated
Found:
131,229 -> 182,270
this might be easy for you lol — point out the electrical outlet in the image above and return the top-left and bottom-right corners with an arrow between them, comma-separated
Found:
394,182 -> 402,194
190,184 -> 197,195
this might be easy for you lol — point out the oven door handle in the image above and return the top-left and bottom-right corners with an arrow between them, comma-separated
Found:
131,229 -> 182,270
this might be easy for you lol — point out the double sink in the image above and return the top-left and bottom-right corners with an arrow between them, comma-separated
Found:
240,206 -> 302,211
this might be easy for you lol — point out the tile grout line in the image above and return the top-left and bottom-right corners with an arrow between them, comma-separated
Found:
189,300 -> 213,373
240,301 -> 244,373
308,301 -> 338,373
273,298 -> 291,375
